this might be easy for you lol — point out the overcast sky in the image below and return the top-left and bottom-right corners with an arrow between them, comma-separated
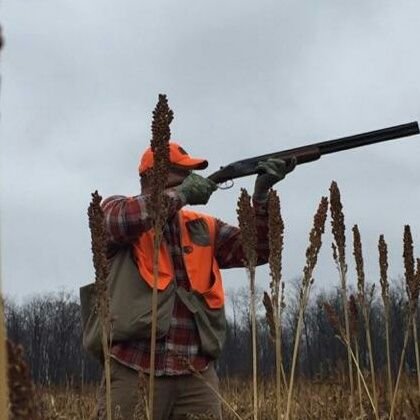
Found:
1,0 -> 419,301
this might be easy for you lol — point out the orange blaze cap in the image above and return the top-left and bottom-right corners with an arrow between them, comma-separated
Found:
138,142 -> 208,174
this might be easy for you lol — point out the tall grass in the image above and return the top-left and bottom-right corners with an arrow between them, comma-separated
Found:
88,191 -> 112,420
38,377 -> 420,419
146,94 -> 172,419
0,298 -> 7,420
352,224 -> 378,413
285,196 -> 328,420
390,225 -> 420,418
263,189 -> 285,419
348,295 -> 363,417
413,306 -> 420,395
378,234 -> 393,407
329,182 -> 354,404
323,302 -> 378,417
237,189 -> 258,420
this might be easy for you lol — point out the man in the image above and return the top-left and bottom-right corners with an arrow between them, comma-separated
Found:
98,141 -> 295,419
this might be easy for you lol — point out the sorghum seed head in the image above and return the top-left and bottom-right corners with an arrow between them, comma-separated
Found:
267,189 -> 284,303
303,196 -> 328,284
329,181 -> 346,268
147,94 -> 172,230
378,234 -> 389,304
237,188 -> 257,268
352,224 -> 365,302
403,225 -> 417,303
88,191 -> 110,321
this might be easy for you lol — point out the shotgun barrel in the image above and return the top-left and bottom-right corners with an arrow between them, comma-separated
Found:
208,121 -> 419,184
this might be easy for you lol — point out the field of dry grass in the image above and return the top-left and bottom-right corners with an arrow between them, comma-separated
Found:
36,377 -> 419,420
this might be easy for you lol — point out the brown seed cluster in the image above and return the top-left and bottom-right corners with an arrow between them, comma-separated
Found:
410,257 -> 420,308
87,191 -> 110,323
7,339 -> 40,419
352,224 -> 366,303
303,197 -> 328,285
147,94 -> 172,229
403,225 -> 414,289
378,235 -> 389,304
237,188 -> 257,268
329,182 -> 346,270
403,225 -> 419,305
267,189 -> 284,303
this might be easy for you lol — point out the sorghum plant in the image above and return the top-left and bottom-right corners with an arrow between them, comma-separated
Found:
352,225 -> 378,414
88,191 -> 111,420
285,196 -> 328,420
329,181 -> 354,401
146,94 -> 172,418
378,234 -> 393,406
237,188 -> 258,420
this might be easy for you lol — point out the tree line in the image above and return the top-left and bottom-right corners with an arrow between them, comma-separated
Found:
4,280 -> 418,386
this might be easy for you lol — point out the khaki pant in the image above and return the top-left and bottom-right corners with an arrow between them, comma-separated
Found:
96,358 -> 222,420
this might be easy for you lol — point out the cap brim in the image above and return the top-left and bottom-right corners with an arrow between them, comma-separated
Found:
175,157 -> 208,170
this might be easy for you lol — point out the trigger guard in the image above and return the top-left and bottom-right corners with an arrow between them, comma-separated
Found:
217,180 -> 234,190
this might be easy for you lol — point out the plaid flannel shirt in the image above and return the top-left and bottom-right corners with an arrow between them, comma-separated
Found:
102,189 -> 270,376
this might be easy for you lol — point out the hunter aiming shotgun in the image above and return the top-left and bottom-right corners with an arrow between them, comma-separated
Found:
208,121 -> 420,184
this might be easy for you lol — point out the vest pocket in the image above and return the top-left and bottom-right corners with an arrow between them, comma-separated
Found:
200,261 -> 224,310
80,248 -> 176,359
176,288 -> 226,359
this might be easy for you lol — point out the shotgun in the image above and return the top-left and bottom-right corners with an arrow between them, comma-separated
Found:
207,122 -> 419,184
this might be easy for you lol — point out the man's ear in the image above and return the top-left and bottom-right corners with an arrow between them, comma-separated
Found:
140,173 -> 150,190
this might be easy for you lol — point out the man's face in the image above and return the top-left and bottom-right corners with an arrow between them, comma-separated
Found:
165,165 -> 191,188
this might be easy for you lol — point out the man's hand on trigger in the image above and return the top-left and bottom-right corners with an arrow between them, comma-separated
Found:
175,173 -> 217,205
253,157 -> 296,200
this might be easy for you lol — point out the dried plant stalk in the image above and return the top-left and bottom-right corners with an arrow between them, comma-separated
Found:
237,188 -> 258,420
329,181 -> 354,402
146,94 -> 172,418
378,234 -> 393,406
390,225 -> 420,419
403,225 -> 415,300
88,191 -> 112,420
352,225 -> 378,414
324,302 -> 377,417
413,302 -> 420,396
406,235 -> 420,396
411,254 -> 420,397
0,25 -> 9,420
0,298 -> 8,420
266,189 -> 285,420
285,196 -> 328,420
7,340 -> 40,419
349,295 -> 363,417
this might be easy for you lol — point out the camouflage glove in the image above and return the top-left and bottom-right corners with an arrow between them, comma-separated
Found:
175,173 -> 217,205
253,157 -> 296,201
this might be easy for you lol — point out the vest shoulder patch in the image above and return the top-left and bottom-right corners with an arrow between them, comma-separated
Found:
186,218 -> 211,246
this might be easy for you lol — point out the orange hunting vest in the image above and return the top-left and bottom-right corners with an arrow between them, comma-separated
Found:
132,209 -> 225,309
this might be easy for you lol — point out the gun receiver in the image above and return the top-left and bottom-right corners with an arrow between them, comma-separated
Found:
208,121 -> 420,184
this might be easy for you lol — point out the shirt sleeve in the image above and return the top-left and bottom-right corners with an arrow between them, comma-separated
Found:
214,198 -> 269,269
101,189 -> 186,250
